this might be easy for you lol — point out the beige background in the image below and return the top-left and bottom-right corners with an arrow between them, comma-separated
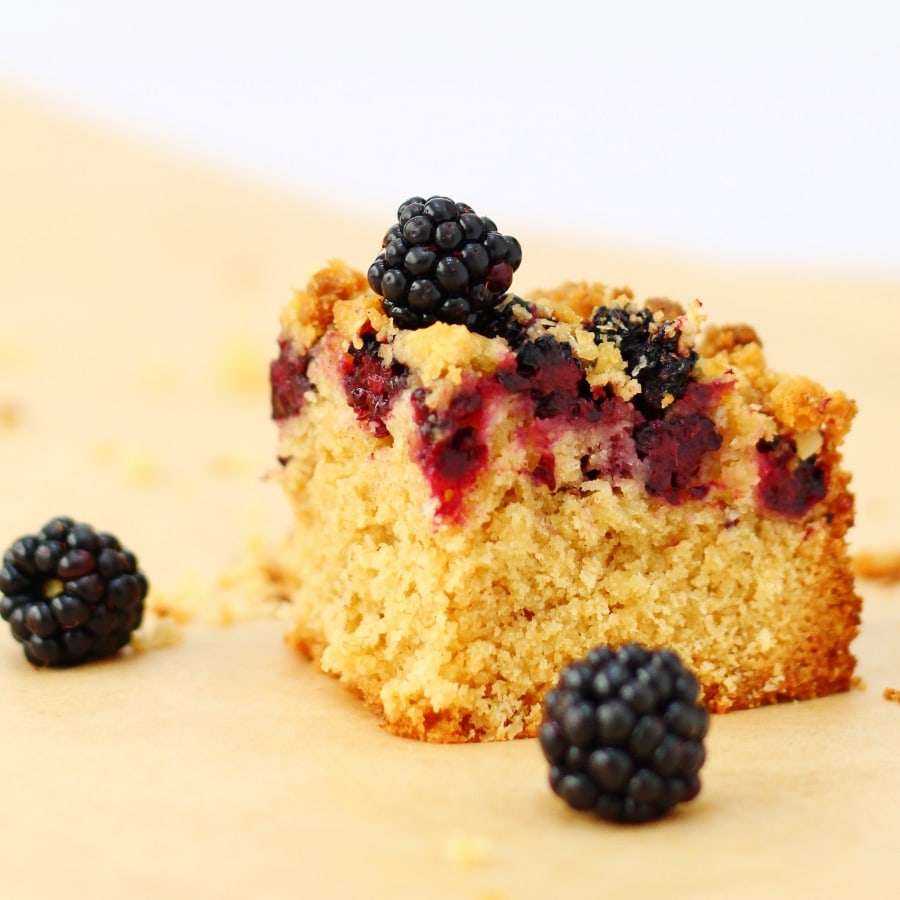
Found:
1,90 -> 899,898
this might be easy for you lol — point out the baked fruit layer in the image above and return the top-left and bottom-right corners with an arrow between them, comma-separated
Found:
270,261 -> 859,743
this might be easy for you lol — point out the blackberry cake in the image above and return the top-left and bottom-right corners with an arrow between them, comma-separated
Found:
270,197 -> 860,743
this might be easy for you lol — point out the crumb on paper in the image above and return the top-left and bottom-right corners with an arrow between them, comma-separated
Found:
884,688 -> 900,704
852,549 -> 900,583
89,440 -> 117,464
89,440 -> 162,485
123,453 -> 161,485
146,585 -> 197,624
130,608 -> 186,652
0,400 -> 21,428
209,453 -> 259,478
852,675 -> 867,691
214,337 -> 269,396
440,833 -> 491,867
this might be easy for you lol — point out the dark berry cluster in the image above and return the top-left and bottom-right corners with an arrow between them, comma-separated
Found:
590,306 -> 697,416
497,334 -> 597,421
756,436 -> 827,516
540,643 -> 709,824
634,414 -> 723,503
367,195 -> 522,329
0,517 -> 148,667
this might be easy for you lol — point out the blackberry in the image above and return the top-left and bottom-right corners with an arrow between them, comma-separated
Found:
0,517 -> 148,667
539,643 -> 709,824
590,305 -> 697,416
367,195 -> 523,329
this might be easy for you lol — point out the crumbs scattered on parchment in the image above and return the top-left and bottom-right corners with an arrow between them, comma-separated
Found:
883,688 -> 900,704
129,536 -> 294,652
853,549 -> 900,584
215,533 -> 296,623
134,536 -> 295,630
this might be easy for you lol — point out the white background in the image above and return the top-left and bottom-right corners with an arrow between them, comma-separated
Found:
1,0 -> 898,273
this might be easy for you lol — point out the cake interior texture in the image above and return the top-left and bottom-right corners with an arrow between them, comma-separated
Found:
270,262 -> 860,742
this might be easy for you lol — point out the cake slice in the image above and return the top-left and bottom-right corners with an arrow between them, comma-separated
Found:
269,198 -> 860,743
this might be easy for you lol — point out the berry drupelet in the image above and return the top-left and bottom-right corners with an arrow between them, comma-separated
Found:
539,643 -> 709,824
0,516 -> 148,667
367,195 -> 523,330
